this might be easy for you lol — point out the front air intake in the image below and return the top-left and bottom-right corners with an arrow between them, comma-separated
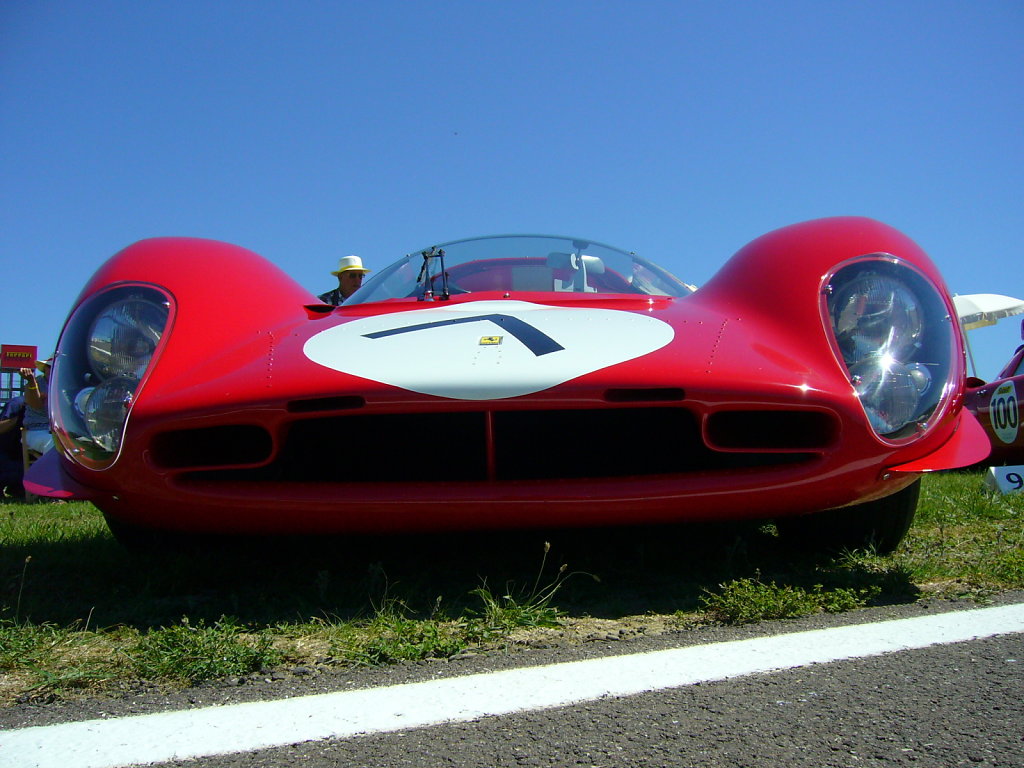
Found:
171,406 -> 822,483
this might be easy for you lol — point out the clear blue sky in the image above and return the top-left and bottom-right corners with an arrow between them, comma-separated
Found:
2,0 -> 1021,379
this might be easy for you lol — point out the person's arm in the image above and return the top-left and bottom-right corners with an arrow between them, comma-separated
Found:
20,369 -> 45,411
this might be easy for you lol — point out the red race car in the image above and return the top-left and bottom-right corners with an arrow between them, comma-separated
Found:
28,217 -> 989,552
958,294 -> 1024,466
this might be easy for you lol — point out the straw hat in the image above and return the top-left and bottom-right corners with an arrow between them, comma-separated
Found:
331,255 -> 371,276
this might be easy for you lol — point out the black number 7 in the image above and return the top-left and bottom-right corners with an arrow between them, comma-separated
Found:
363,314 -> 565,357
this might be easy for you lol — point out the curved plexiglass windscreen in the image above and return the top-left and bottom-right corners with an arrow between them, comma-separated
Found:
344,235 -> 694,305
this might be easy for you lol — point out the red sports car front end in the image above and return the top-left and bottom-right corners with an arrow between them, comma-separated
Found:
29,219 -> 989,550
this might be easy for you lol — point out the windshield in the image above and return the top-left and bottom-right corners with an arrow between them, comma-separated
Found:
344,235 -> 694,305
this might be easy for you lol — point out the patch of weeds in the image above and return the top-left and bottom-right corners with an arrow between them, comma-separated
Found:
334,543 -> 601,663
0,620 -> 60,669
989,544 -> 1024,585
815,584 -> 880,613
700,577 -> 880,625
11,555 -> 32,622
468,541 -> 597,635
321,569 -> 471,665
468,580 -> 563,634
918,578 -> 997,603
348,612 -> 466,665
0,619 -> 120,699
124,617 -> 281,685
312,595 -> 467,666
21,663 -> 114,697
825,550 -> 919,600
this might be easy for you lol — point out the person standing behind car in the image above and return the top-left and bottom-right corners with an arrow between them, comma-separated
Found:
0,397 -> 25,498
318,255 -> 370,305
19,359 -> 53,455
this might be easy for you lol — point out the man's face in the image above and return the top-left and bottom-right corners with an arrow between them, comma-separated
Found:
338,270 -> 364,298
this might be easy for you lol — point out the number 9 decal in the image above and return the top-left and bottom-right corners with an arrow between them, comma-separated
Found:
987,467 -> 1024,495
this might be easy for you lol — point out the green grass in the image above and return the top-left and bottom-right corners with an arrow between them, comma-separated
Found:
699,578 -> 882,625
1,471 -> 1021,704
901,470 -> 1024,591
125,617 -> 282,685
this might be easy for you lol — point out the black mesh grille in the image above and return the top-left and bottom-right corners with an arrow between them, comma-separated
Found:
281,412 -> 488,482
150,425 -> 273,468
705,410 -> 836,450
491,408 -> 699,479
165,407 -> 828,482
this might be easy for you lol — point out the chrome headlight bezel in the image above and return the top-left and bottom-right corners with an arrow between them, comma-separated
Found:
52,284 -> 172,469
823,255 -> 956,441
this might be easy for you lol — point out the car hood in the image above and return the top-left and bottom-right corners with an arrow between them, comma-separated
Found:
135,291 -> 848,417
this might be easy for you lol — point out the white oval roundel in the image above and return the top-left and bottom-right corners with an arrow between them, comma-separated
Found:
303,300 -> 674,400
989,382 -> 1020,445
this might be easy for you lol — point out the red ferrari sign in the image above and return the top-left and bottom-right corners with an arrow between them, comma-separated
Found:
0,344 -> 38,370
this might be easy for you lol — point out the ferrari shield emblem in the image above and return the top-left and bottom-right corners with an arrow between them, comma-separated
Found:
479,336 -> 503,345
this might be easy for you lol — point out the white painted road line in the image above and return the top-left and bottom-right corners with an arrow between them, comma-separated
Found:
3,602 -> 1023,768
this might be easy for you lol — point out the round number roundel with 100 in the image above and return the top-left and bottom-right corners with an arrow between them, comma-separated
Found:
303,300 -> 675,400
990,382 -> 1020,445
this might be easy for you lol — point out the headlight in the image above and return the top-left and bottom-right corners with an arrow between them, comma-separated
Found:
830,273 -> 923,360
87,298 -> 167,379
52,285 -> 171,468
826,259 -> 954,439
80,377 -> 137,453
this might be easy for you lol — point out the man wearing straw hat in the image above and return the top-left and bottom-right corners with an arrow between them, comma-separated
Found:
318,255 -> 371,306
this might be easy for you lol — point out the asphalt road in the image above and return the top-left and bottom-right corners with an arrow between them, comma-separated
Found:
2,593 -> 1022,768
245,634 -> 1022,768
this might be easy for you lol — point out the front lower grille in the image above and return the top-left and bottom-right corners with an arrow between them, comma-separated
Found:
164,407 -> 826,483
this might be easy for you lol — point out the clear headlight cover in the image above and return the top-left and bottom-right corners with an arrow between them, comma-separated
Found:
87,298 -> 167,379
80,377 -> 138,454
825,258 -> 954,440
52,285 -> 171,468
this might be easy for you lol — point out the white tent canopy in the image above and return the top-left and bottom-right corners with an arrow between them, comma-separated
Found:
953,293 -> 1024,331
953,293 -> 1024,378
